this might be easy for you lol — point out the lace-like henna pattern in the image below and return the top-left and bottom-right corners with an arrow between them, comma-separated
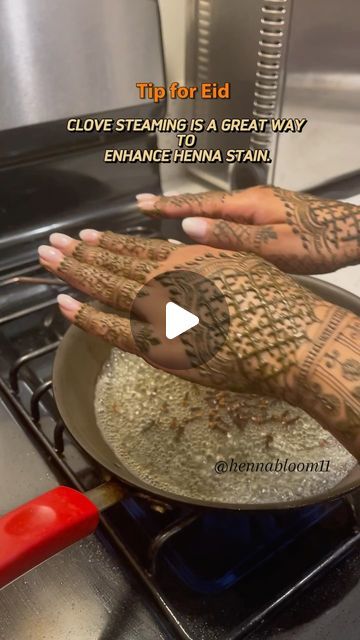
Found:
152,191 -> 229,218
59,257 -> 141,310
211,220 -> 253,249
256,253 -> 327,275
75,305 -> 136,352
75,304 -> 160,356
73,242 -> 156,282
211,219 -> 278,252
166,252 -> 320,395
59,230 -> 360,455
297,306 -> 360,453
271,187 -> 360,270
99,231 -> 176,261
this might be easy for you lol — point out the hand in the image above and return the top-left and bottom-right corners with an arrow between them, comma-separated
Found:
136,187 -> 360,275
38,230 -> 330,401
38,230 -> 360,459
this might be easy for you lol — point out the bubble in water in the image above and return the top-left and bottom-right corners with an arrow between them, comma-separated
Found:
94,349 -> 356,505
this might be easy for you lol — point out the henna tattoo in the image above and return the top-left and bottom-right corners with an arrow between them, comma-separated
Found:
60,228 -> 360,458
59,257 -> 141,310
211,220 -> 253,250
159,251 -> 321,397
73,242 -> 156,282
75,305 -> 135,352
99,231 -> 176,261
253,226 -> 278,250
297,306 -> 360,458
324,351 -> 360,381
211,219 -> 278,252
132,325 -> 161,354
271,187 -> 360,271
152,191 -> 229,218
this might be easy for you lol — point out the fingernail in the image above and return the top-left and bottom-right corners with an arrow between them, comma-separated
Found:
182,218 -> 208,240
38,245 -> 63,262
137,200 -> 156,212
49,233 -> 72,248
79,229 -> 100,242
57,294 -> 81,312
136,193 -> 156,201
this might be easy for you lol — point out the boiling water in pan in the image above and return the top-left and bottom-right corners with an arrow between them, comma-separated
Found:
95,350 -> 356,504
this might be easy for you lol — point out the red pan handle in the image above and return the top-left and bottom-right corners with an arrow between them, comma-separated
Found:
0,486 -> 99,589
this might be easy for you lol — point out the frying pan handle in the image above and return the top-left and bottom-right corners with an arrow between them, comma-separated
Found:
0,486 -> 99,589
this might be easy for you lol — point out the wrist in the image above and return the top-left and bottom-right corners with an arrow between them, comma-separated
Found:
286,304 -> 360,455
279,303 -> 345,405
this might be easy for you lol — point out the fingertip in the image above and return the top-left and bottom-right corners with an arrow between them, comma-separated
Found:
136,193 -> 157,201
137,200 -> 157,213
49,233 -> 73,249
38,245 -> 63,264
57,294 -> 82,320
181,217 -> 208,241
79,229 -> 101,243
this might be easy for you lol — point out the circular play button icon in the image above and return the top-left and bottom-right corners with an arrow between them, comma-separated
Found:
130,269 -> 230,371
165,301 -> 199,340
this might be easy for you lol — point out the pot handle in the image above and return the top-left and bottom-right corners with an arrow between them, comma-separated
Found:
0,486 -> 99,589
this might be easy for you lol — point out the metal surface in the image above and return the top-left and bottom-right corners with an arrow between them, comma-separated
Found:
86,482 -> 126,510
185,0 -> 266,188
273,0 -> 360,190
0,0 -> 164,131
185,0 -> 360,191
53,276 -> 360,511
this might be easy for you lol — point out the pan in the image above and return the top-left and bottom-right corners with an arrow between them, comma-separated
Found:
1,275 -> 360,588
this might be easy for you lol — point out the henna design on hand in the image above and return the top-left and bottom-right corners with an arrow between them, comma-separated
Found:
271,187 -> 360,271
59,256 -> 142,310
73,242 -> 156,282
56,228 -> 360,458
211,219 -> 278,252
75,305 -> 136,352
297,306 -> 360,457
99,231 -> 177,261
160,251 -> 322,397
153,191 -> 229,217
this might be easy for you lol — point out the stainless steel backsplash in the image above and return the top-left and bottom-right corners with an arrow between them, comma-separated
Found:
185,0 -> 360,191
0,0 -> 165,131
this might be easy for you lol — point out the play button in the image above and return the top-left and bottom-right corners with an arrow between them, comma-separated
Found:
130,269 -> 230,371
165,302 -> 199,339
